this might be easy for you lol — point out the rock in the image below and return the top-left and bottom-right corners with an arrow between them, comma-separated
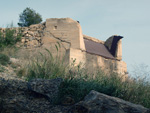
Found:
0,76 -> 149,113
0,77 -> 66,113
21,38 -> 25,43
68,90 -> 150,113
10,57 -> 20,64
61,96 -> 75,106
27,78 -> 63,103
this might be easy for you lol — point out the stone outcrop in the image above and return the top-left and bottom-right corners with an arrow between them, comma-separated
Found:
0,77 -> 149,113
27,78 -> 63,103
69,90 -> 150,113
0,77 -> 67,113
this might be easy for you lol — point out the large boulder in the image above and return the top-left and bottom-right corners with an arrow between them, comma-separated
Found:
27,78 -> 63,103
0,76 -> 149,113
0,77 -> 65,113
68,90 -> 150,113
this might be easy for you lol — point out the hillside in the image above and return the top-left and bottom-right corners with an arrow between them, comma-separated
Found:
0,46 -> 150,113
0,23 -> 150,112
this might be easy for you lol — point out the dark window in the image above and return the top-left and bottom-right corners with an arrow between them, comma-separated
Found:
54,26 -> 57,30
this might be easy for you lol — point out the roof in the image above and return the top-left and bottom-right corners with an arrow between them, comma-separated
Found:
83,35 -> 104,44
84,38 -> 115,59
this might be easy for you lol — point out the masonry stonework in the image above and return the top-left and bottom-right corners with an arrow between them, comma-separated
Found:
0,18 -> 127,75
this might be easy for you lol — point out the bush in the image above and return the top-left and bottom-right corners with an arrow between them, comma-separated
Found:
17,68 -> 26,78
0,28 -> 22,48
56,71 -> 124,103
57,70 -> 150,108
0,53 -> 10,65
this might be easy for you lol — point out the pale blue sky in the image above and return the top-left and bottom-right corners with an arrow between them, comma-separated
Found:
0,0 -> 150,75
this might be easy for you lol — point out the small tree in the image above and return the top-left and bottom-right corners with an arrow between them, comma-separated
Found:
18,7 -> 42,27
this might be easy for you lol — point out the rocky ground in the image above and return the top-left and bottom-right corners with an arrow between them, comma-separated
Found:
0,70 -> 150,113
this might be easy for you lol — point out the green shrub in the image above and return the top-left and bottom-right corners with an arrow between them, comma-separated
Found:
0,27 -> 22,48
56,70 -> 150,108
17,68 -> 27,78
56,71 -> 124,104
0,53 -> 10,65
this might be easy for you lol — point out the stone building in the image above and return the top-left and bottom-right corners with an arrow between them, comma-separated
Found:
42,18 -> 127,74
0,18 -> 127,74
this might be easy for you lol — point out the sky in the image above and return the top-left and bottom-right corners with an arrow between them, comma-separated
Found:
0,0 -> 150,76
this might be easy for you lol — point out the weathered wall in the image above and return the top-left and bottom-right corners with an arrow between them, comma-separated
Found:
44,18 -> 85,50
68,48 -> 127,75
68,48 -> 86,66
0,24 -> 45,48
21,24 -> 45,48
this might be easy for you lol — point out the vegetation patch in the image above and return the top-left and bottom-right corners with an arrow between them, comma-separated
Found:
17,45 -> 67,80
0,53 -> 10,66
57,72 -> 150,108
18,7 -> 42,27
18,47 -> 150,108
0,65 -> 5,72
0,26 -> 22,49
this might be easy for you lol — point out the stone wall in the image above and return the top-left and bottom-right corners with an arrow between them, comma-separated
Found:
21,23 -> 45,48
44,18 -> 85,50
0,23 -> 45,48
68,48 -> 127,75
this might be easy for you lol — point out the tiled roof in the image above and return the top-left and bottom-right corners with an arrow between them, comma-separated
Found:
84,38 -> 115,59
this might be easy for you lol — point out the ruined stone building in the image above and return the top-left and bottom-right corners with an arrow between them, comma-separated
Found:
0,18 -> 127,74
